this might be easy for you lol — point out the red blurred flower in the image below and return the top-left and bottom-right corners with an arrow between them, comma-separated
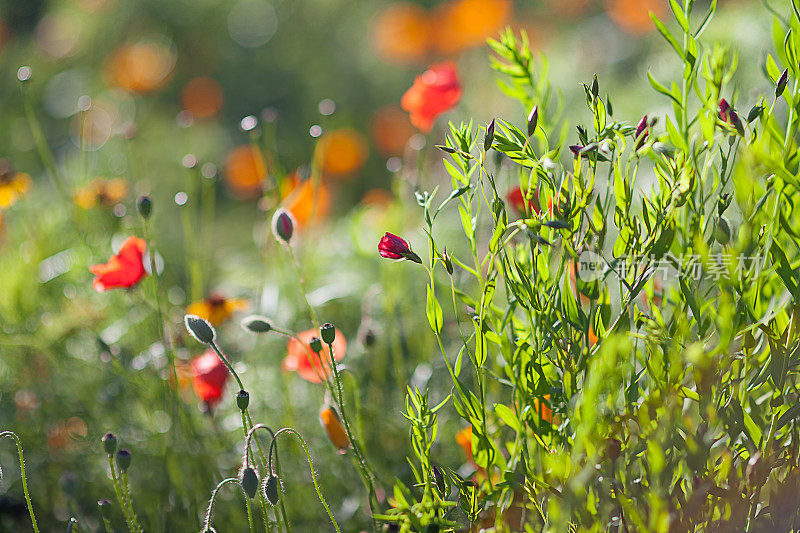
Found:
506,186 -> 540,216
190,349 -> 229,407
283,327 -> 347,383
90,236 -> 147,292
401,62 -> 462,133
379,232 -> 422,263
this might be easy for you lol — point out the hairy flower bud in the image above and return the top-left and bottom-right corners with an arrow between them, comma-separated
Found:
263,474 -> 280,505
241,315 -> 272,333
320,323 -> 336,345
272,208 -> 295,243
236,390 -> 250,411
102,433 -> 117,455
116,449 -> 131,472
137,195 -> 152,219
185,314 -> 217,344
240,467 -> 259,499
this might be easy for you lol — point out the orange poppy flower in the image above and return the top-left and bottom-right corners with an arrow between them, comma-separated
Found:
180,76 -> 224,119
370,2 -> 431,63
224,144 -> 269,198
104,38 -> 176,93
432,0 -> 512,54
0,159 -> 31,209
604,0 -> 665,35
532,395 -> 556,424
281,174 -> 331,227
370,105 -> 416,155
320,406 -> 351,453
190,349 -> 229,408
588,327 -> 598,347
89,236 -> 147,292
319,129 -> 368,178
456,426 -> 475,463
186,293 -> 248,326
283,327 -> 347,383
74,178 -> 127,209
401,62 -> 462,133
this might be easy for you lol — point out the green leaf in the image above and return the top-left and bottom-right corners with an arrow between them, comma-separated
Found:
669,0 -> 689,32
426,284 -> 443,334
694,0 -> 716,37
650,13 -> 684,59
494,404 -> 521,432
776,403 -> 800,432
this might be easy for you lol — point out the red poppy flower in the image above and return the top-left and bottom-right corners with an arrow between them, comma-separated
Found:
283,327 -> 347,383
506,186 -> 541,216
401,62 -> 462,133
190,349 -> 229,407
378,232 -> 422,263
90,236 -> 147,292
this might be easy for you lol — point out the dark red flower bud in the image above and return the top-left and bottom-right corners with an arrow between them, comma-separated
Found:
378,232 -> 422,264
272,208 -> 295,243
719,98 -> 744,135
635,115 -> 648,150
569,144 -> 584,156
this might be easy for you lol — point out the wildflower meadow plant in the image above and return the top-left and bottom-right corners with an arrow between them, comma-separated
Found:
3,1 -> 800,532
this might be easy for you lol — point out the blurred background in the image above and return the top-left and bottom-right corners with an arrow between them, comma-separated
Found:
0,0 -> 778,530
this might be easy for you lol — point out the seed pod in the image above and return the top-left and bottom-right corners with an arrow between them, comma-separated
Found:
240,467 -> 259,499
241,315 -> 272,333
714,217 -> 731,245
320,323 -> 336,345
309,336 -> 323,354
484,119 -> 495,151
263,474 -> 280,505
137,195 -> 152,219
272,208 -> 295,243
116,449 -> 132,472
441,249 -> 453,275
776,68 -> 789,99
102,433 -> 117,455
236,390 -> 250,411
527,105 -> 539,137
185,314 -> 217,344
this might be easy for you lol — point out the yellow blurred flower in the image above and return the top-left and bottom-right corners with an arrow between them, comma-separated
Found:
320,406 -> 351,453
186,294 -> 248,326
0,159 -> 31,209
74,178 -> 128,209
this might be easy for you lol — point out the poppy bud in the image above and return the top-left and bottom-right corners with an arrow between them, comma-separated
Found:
309,336 -> 323,354
241,315 -> 272,333
236,390 -> 250,411
116,449 -> 131,472
776,68 -> 789,98
240,467 -> 259,499
484,119 -> 495,151
320,323 -> 336,345
137,195 -> 152,219
527,105 -> 539,137
714,216 -> 731,245
378,232 -> 422,264
263,474 -> 280,505
272,208 -> 295,243
102,433 -> 117,455
185,314 -> 217,344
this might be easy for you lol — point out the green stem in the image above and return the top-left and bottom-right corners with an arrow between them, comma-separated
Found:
120,472 -> 143,533
0,432 -> 39,533
107,455 -> 136,533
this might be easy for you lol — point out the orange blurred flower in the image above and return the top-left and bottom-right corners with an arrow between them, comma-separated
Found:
370,105 -> 416,155
283,327 -> 347,384
604,0 -> 665,35
319,129 -> 368,178
180,76 -> 224,119
281,173 -> 331,227
371,2 -> 431,63
186,293 -> 248,326
225,145 -> 269,198
533,394 -> 557,424
588,327 -> 599,347
401,62 -> 462,133
105,38 -> 176,93
432,0 -> 512,54
456,426 -> 475,463
47,417 -> 88,452
89,236 -> 147,292
74,178 -> 127,209
361,188 -> 394,208
320,406 -> 351,453
0,159 -> 31,209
